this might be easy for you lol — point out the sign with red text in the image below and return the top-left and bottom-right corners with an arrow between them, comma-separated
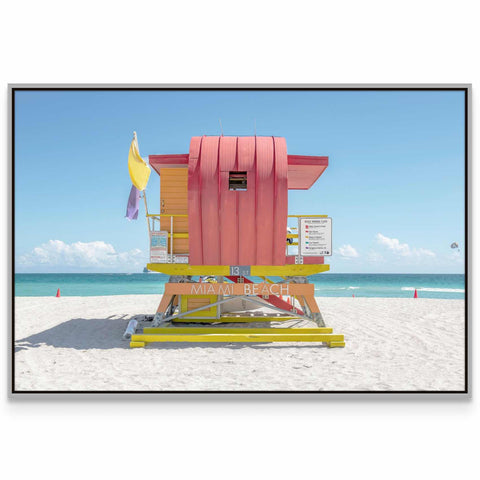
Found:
299,217 -> 332,256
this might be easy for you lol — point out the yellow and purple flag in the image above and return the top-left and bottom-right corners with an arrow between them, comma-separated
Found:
126,132 -> 150,220
125,185 -> 140,220
128,132 -> 150,191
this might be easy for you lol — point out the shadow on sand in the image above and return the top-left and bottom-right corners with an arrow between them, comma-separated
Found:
15,317 -> 130,351
15,318 -> 328,352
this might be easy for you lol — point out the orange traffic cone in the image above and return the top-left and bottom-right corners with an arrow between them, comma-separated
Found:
56,288 -> 61,298
286,296 -> 291,305
414,289 -> 418,299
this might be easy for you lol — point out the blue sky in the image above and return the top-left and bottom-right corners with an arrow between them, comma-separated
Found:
14,89 -> 465,273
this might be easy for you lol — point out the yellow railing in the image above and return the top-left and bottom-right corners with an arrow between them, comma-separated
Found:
147,213 -> 327,262
147,214 -> 188,218
146,213 -> 190,263
147,215 -> 325,238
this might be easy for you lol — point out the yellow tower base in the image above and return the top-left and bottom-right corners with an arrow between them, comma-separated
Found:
130,275 -> 345,349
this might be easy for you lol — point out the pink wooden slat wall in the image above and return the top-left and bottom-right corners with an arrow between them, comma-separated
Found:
255,137 -> 274,264
272,137 -> 288,265
237,137 -> 256,265
199,136 -> 220,264
188,136 -> 289,266
187,137 -> 203,264
219,137 -> 238,264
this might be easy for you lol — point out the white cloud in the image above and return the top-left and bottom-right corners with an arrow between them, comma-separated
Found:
336,244 -> 359,258
375,233 -> 435,258
18,240 -> 146,269
416,248 -> 436,258
376,233 -> 410,256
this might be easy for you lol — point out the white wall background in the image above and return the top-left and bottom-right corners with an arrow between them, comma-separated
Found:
1,2 -> 477,479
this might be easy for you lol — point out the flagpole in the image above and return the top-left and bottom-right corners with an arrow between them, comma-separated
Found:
143,190 -> 151,236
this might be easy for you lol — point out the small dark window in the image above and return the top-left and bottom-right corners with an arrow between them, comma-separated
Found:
229,171 -> 247,191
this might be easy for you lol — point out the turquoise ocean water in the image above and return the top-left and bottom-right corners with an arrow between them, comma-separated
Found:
14,273 -> 465,300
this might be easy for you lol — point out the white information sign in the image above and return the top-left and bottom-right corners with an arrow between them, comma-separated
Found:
299,217 -> 332,256
150,231 -> 168,263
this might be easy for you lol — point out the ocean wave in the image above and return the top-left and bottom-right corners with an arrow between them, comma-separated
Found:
315,287 -> 346,290
314,286 -> 360,291
401,287 -> 465,293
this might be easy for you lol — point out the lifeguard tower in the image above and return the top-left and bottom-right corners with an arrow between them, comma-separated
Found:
129,135 -> 345,348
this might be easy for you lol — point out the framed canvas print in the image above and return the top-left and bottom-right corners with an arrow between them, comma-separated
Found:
11,85 -> 469,394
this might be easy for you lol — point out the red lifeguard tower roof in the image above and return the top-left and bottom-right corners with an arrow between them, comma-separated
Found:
149,137 -> 328,190
286,155 -> 328,190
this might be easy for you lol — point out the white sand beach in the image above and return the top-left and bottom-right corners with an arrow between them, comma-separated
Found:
14,295 -> 465,392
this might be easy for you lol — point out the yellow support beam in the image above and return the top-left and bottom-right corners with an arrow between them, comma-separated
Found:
171,316 -> 298,323
147,263 -> 330,276
143,327 -> 334,334
131,333 -> 344,343
258,276 -> 275,284
169,233 -> 189,239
